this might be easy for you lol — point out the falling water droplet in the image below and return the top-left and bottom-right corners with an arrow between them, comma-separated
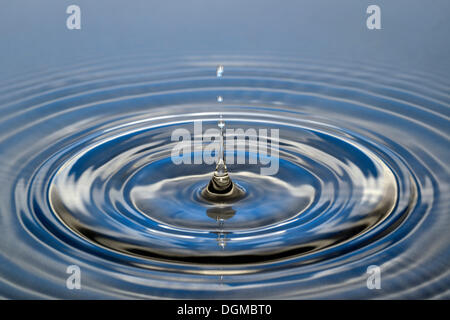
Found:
216,65 -> 224,78
217,66 -> 224,102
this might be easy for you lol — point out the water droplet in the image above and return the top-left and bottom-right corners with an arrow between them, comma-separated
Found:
217,96 -> 223,103
216,65 -> 224,78
218,114 -> 225,129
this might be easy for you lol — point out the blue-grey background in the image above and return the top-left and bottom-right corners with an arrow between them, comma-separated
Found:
1,0 -> 449,78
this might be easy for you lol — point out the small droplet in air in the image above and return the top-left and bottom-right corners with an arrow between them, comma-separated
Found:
217,96 -> 223,103
218,114 -> 225,129
216,65 -> 224,78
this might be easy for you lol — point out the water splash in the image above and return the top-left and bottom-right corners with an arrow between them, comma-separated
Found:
202,66 -> 245,202
201,115 -> 245,202
0,55 -> 448,299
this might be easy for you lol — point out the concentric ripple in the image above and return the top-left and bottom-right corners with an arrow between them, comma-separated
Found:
0,55 -> 448,299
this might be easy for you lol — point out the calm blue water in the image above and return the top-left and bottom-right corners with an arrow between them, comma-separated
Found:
0,1 -> 449,299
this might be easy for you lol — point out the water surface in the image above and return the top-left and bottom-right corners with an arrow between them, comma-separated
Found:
0,55 -> 448,298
